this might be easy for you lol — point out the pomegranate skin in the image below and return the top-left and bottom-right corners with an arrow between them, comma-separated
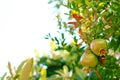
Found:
80,50 -> 98,67
90,39 -> 107,56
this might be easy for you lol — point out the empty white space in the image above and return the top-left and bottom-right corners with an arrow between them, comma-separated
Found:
0,0 -> 57,76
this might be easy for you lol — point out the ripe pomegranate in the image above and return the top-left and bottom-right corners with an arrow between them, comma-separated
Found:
80,49 -> 98,67
90,39 -> 107,56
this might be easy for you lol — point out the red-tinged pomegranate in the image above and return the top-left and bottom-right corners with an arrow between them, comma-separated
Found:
90,39 -> 107,56
80,49 -> 98,67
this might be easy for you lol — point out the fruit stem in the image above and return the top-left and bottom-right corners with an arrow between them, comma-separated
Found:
96,68 -> 102,78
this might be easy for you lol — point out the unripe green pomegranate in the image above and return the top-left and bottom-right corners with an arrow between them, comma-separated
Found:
80,49 -> 98,67
90,39 -> 107,56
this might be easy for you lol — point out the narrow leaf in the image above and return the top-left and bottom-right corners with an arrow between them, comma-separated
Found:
8,62 -> 15,78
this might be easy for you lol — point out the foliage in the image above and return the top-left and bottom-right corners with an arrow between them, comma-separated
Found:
38,0 -> 120,80
0,58 -> 33,80
1,0 -> 120,80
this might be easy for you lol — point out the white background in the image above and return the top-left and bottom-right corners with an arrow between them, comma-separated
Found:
0,0 -> 57,76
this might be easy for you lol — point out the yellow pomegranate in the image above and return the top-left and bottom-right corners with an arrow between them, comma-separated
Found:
80,49 -> 98,67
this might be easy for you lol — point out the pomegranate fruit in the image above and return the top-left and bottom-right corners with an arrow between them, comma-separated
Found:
90,39 -> 107,56
80,49 -> 98,67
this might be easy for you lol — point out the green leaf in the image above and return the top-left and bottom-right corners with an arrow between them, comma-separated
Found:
16,59 -> 27,74
8,62 -> 15,78
1,73 -> 7,80
61,33 -> 64,39
75,67 -> 87,80
54,37 -> 59,44
19,58 -> 33,80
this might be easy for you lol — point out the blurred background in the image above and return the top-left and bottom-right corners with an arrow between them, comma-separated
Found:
0,0 -> 57,75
